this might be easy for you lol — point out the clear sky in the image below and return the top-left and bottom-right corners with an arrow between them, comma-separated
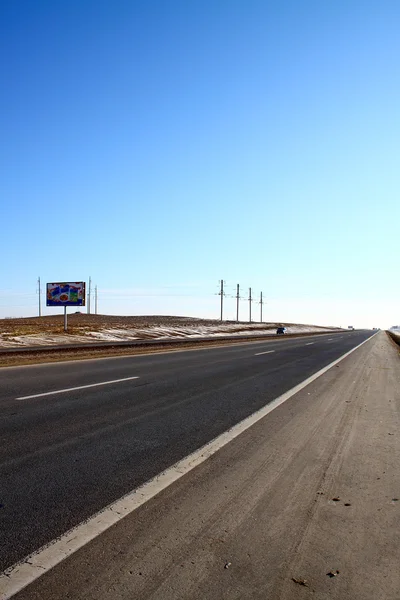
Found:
1,0 -> 399,328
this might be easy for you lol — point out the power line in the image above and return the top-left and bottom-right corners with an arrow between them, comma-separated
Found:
101,292 -> 212,298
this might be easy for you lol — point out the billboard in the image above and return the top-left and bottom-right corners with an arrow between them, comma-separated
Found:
46,282 -> 86,307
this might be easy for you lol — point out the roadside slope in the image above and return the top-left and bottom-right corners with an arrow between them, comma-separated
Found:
0,314 -> 339,349
12,331 -> 400,600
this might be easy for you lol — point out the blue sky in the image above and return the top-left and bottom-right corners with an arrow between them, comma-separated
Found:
1,0 -> 399,328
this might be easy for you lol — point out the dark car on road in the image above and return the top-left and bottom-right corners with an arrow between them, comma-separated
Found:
276,327 -> 286,335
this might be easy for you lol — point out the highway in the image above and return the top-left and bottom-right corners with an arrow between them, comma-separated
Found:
0,329 -> 375,578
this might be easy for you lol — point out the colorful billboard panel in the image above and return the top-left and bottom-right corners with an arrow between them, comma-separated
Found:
46,282 -> 86,307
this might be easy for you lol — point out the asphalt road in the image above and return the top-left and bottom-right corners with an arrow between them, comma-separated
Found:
0,330 -> 374,573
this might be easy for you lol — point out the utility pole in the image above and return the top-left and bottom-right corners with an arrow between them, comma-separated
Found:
260,291 -> 264,323
37,276 -> 42,317
88,276 -> 91,314
95,285 -> 98,314
218,280 -> 225,321
236,284 -> 240,322
249,287 -> 252,323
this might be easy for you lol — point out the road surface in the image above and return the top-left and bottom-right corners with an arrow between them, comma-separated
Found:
3,330 -> 399,599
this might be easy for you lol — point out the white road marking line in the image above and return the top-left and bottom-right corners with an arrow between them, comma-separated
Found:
16,377 -> 139,400
328,338 -> 333,340
305,342 -> 314,346
254,350 -> 275,356
0,332 -> 379,599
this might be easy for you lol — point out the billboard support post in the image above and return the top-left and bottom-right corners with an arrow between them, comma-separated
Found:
64,307 -> 67,332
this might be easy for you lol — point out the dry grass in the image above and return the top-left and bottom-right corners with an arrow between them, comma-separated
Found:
0,314 -> 224,336
0,313 -> 335,337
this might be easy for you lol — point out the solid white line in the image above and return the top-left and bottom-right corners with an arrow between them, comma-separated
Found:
254,350 -> 275,356
0,332 -> 379,600
17,377 -> 139,400
305,342 -> 314,346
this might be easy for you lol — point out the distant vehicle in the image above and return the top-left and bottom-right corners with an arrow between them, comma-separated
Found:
276,327 -> 287,335
348,326 -> 354,331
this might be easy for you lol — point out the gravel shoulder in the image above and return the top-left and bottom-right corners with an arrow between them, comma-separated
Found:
13,331 -> 400,600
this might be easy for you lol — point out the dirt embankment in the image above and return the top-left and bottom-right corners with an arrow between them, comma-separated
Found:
387,330 -> 400,348
0,314 -> 224,336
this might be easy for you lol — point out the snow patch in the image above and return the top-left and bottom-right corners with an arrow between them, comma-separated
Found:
0,322 -> 338,348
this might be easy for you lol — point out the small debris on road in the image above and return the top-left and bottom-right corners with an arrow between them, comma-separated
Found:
224,562 -> 232,569
332,497 -> 341,502
292,577 -> 309,587
327,570 -> 340,578
344,503 -> 352,506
